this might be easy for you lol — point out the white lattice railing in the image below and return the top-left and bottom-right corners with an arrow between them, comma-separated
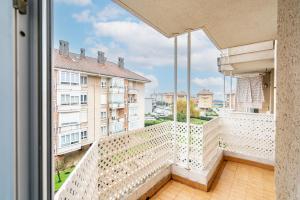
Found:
55,112 -> 275,200
219,112 -> 275,163
55,122 -> 174,200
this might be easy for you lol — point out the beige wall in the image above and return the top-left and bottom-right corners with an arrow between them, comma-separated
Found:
52,70 -> 59,154
276,0 -> 300,199
136,82 -> 145,128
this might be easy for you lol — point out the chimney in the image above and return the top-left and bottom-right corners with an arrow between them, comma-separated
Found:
59,40 -> 69,57
118,57 -> 124,68
59,40 -> 64,55
64,41 -> 69,57
97,51 -> 106,64
80,48 -> 85,59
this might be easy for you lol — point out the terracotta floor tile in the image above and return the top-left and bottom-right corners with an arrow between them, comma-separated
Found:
151,161 -> 275,200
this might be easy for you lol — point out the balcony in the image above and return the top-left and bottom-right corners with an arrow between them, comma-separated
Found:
109,86 -> 125,94
109,102 -> 125,109
128,102 -> 138,108
128,88 -> 138,95
56,142 -> 81,155
54,111 -> 275,200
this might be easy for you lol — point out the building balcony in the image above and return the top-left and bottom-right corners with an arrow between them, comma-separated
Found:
128,114 -> 139,122
128,88 -> 138,94
57,83 -> 81,91
56,104 -> 81,112
109,86 -> 125,94
54,111 -> 275,200
109,102 -> 125,109
56,142 -> 82,155
128,102 -> 138,108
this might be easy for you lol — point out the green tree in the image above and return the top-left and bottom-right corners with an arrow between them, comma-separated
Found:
176,99 -> 200,118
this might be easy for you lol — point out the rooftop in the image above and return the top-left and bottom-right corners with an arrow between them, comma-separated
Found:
52,49 -> 151,83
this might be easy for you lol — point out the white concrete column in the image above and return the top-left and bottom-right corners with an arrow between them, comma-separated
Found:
173,36 -> 178,161
174,36 -> 178,124
187,32 -> 191,169
276,0 -> 300,199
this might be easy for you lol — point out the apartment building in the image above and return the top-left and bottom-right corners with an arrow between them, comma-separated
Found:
52,41 -> 150,156
197,89 -> 214,110
151,91 -> 187,105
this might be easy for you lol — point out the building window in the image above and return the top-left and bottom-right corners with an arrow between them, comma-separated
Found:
60,112 -> 80,126
61,94 -> 79,105
81,130 -> 87,139
60,132 -> 80,147
101,111 -> 107,119
101,79 -> 107,88
71,73 -> 79,85
61,71 -> 70,84
101,126 -> 107,134
70,96 -> 79,105
80,76 -> 87,85
60,71 -> 80,85
81,94 -> 87,104
71,132 -> 80,144
61,94 -> 70,105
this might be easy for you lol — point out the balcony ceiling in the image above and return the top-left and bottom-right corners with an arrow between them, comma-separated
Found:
113,0 -> 277,49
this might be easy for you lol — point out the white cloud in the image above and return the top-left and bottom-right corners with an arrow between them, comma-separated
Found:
72,3 -> 220,71
55,0 -> 91,6
96,4 -> 127,22
91,20 -> 220,71
192,77 -> 223,88
72,10 -> 93,22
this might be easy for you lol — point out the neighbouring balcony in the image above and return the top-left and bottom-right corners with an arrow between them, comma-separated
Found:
54,111 -> 275,200
109,102 -> 125,109
109,86 -> 125,94
128,88 -> 138,95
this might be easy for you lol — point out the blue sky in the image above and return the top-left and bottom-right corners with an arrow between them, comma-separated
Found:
54,0 -> 235,100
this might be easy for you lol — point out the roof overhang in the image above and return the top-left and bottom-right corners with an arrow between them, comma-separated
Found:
218,41 -> 275,75
113,0 -> 277,49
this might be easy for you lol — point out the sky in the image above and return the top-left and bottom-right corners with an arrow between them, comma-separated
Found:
54,0 -> 236,100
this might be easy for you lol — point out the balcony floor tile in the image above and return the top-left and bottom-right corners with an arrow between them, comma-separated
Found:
151,161 -> 275,200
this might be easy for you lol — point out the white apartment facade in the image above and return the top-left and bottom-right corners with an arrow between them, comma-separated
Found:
52,41 -> 150,156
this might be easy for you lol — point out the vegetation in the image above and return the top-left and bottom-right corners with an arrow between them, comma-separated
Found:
145,100 -> 212,126
54,165 -> 75,192
176,99 -> 200,118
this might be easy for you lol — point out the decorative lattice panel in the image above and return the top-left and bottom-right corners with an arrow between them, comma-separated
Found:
219,112 -> 275,162
172,122 -> 189,167
55,113 -> 274,200
97,122 -> 173,199
54,141 -> 99,200
202,118 -> 221,169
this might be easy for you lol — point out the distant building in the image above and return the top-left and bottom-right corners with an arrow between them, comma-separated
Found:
145,97 -> 154,114
52,40 -> 150,156
151,91 -> 187,105
197,89 -> 214,110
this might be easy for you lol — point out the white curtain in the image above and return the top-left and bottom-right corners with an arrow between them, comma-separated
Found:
236,76 -> 264,111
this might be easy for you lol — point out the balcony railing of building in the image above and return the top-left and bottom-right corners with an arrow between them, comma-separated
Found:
109,85 -> 125,94
109,102 -> 125,109
54,111 -> 275,200
128,88 -> 138,95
